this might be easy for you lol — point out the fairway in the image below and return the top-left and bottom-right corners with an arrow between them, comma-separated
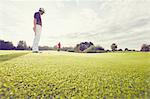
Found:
0,51 -> 150,98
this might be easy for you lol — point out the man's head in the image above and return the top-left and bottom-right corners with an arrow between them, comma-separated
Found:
39,8 -> 45,15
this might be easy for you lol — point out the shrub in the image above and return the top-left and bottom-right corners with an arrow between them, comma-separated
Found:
96,50 -> 106,53
83,45 -> 96,53
67,49 -> 74,52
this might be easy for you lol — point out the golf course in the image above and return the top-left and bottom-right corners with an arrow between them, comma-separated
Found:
0,51 -> 150,98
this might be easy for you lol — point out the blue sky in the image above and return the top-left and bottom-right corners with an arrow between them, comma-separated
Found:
0,0 -> 150,50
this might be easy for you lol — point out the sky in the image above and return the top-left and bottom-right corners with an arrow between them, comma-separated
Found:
0,0 -> 150,50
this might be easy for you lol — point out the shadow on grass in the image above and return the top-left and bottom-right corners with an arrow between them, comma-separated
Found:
0,52 -> 29,62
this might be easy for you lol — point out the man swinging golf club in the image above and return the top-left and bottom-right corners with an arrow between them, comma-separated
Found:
32,8 -> 45,53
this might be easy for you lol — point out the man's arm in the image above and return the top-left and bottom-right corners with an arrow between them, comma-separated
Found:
33,18 -> 36,34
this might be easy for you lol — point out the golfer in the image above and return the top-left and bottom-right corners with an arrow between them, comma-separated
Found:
32,8 -> 45,53
57,42 -> 61,51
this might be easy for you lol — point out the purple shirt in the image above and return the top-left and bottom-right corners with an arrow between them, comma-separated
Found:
34,12 -> 42,26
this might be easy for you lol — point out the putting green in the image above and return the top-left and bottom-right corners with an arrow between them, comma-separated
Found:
0,51 -> 150,98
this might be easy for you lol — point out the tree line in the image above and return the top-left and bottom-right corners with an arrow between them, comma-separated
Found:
0,40 -> 73,51
0,40 -> 29,50
0,39 -> 150,52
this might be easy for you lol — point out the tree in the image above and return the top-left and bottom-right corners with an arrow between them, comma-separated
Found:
74,44 -> 80,53
125,48 -> 128,51
61,47 -> 74,51
106,49 -> 111,52
16,41 -> 27,50
26,46 -> 32,50
83,45 -> 96,53
111,43 -> 117,51
53,45 -> 57,50
118,49 -> 123,51
74,42 -> 94,53
39,46 -> 51,50
95,46 -> 104,50
0,40 -> 15,50
74,42 -> 105,53
95,45 -> 105,53
140,44 -> 150,52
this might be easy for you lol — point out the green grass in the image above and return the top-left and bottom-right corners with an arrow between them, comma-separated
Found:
0,51 -> 150,98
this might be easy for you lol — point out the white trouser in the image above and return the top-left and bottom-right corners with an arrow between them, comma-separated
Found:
32,25 -> 42,52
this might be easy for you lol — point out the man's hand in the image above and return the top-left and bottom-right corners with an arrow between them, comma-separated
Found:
33,27 -> 36,35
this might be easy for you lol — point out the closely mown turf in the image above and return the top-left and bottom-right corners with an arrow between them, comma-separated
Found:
0,51 -> 150,98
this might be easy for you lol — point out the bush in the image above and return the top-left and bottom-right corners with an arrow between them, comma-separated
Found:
96,50 -> 106,53
106,50 -> 111,52
140,44 -> 150,52
67,49 -> 74,52
118,49 -> 123,51
74,42 -> 106,53
95,46 -> 105,50
83,45 -> 96,53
